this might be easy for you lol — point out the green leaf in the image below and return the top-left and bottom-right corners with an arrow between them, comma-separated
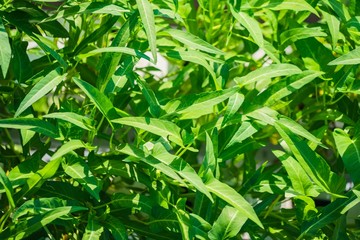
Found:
110,193 -> 154,215
136,0 -> 157,63
15,68 -> 64,117
300,191 -> 357,238
76,47 -> 150,61
205,177 -> 263,228
164,87 -> 238,119
208,206 -> 247,240
0,167 -> 15,209
0,18 -> 11,78
43,112 -> 94,131
83,215 -> 104,240
273,150 -> 319,197
164,28 -> 224,55
165,49 -> 218,84
117,144 -> 184,183
12,206 -> 87,240
322,9 -> 341,48
275,122 -> 345,196
280,27 -> 327,46
0,118 -> 59,138
13,197 -> 71,220
51,140 -> 92,160
263,70 -> 323,106
102,215 -> 127,240
14,158 -> 62,203
62,155 -> 102,201
224,121 -> 258,149
151,143 -> 213,201
229,7 -> 264,47
223,92 -> 244,125
234,64 -> 302,87
333,129 -> 360,184
97,13 -> 138,92
277,116 -> 323,146
328,47 -> 360,65
256,0 -> 319,16
73,77 -> 119,121
137,77 -> 162,117
44,2 -> 129,21
112,117 -> 184,146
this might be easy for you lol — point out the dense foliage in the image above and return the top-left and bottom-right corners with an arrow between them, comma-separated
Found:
0,0 -> 360,239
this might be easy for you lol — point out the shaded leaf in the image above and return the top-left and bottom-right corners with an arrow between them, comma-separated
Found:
0,118 -> 59,138
62,155 -> 102,201
83,215 -> 104,240
0,167 -> 15,209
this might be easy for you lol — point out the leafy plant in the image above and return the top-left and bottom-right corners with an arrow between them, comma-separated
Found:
0,0 -> 360,239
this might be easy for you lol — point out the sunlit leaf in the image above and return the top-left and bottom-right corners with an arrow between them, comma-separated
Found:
136,0 -> 157,63
205,177 -> 263,228
208,206 -> 247,240
15,68 -> 64,117
333,129 -> 360,184
164,28 -> 224,55
0,18 -> 11,79
112,117 -> 184,146
328,47 -> 360,65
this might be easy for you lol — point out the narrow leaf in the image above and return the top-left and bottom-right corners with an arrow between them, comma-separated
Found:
0,167 -> 15,209
274,150 -> 319,197
43,112 -> 94,131
164,28 -> 224,55
51,140 -> 91,160
151,143 -> 213,201
15,68 -> 64,117
13,206 -> 87,240
76,47 -> 150,61
223,92 -> 244,125
62,155 -> 102,201
73,77 -> 119,121
102,215 -> 127,240
14,158 -> 62,203
225,121 -> 258,149
83,215 -> 104,240
164,87 -> 238,119
0,18 -> 11,78
229,8 -> 264,47
328,47 -> 360,65
44,2 -> 129,21
280,27 -> 327,46
235,64 -> 302,86
333,129 -> 360,184
205,177 -> 263,228
0,118 -> 59,138
112,117 -> 184,146
136,0 -> 157,63
208,206 -> 247,240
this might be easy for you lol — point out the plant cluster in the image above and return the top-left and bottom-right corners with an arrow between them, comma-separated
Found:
0,0 -> 360,239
